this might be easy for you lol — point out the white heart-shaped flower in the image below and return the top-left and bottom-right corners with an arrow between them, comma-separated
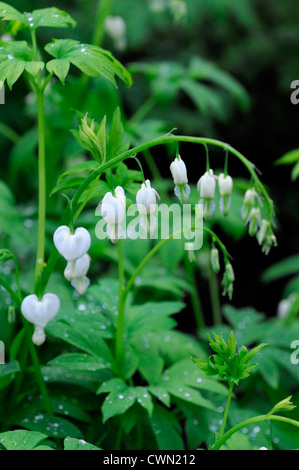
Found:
53,225 -> 91,261
64,254 -> 91,281
21,293 -> 60,329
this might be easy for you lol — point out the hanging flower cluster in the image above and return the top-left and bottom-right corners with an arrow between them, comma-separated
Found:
241,188 -> 276,255
53,225 -> 91,295
21,293 -> 60,346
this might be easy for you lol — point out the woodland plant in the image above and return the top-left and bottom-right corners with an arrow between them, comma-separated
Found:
0,1 -> 298,451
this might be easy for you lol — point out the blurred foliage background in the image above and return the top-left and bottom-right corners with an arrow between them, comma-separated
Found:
0,0 -> 299,323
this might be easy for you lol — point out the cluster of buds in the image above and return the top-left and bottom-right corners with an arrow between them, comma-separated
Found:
21,293 -> 60,346
196,169 -> 233,221
53,225 -> 91,295
241,188 -> 277,255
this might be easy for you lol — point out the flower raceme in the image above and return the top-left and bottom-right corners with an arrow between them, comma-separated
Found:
21,293 -> 60,346
101,186 -> 126,244
53,226 -> 91,261
136,179 -> 160,236
197,169 -> 216,220
170,155 -> 190,204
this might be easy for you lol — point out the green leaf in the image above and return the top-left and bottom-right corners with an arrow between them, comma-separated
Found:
0,430 -> 48,450
50,176 -> 84,196
101,387 -> 137,423
149,405 -> 184,450
16,412 -> 82,438
49,353 -> 112,372
0,360 -> 20,379
275,148 -> 299,166
45,39 -> 132,87
0,4 -> 76,30
107,107 -> 130,160
46,59 -> 70,84
0,41 -> 42,88
64,437 -> 101,450
262,255 -> 299,283
57,161 -> 99,183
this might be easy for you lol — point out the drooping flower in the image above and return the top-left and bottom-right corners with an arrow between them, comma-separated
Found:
21,293 -> 60,346
241,188 -> 258,222
222,263 -> 235,299
247,207 -> 261,237
64,254 -> 91,295
218,173 -> 233,216
197,169 -> 216,220
53,226 -> 91,261
136,179 -> 160,236
170,155 -> 190,203
101,186 -> 126,244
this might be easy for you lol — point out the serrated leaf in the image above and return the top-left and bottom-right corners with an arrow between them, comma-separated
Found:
0,4 -> 76,30
101,387 -> 137,423
0,360 -> 20,378
47,59 -> 70,84
45,39 -> 132,87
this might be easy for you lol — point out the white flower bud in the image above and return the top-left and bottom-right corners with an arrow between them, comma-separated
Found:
54,226 -> 91,261
170,156 -> 188,185
197,170 -> 216,199
218,173 -> 233,196
136,180 -> 160,236
101,186 -> 126,244
170,156 -> 190,203
241,189 -> 258,222
197,170 -> 216,220
21,293 -> 60,346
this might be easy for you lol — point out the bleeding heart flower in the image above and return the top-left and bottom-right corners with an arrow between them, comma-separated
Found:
64,254 -> 91,295
170,155 -> 190,203
21,293 -> 60,346
136,179 -> 160,236
53,225 -> 91,261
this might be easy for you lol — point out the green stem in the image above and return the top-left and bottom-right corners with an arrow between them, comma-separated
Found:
218,383 -> 234,440
34,88 -> 46,293
92,0 -> 114,48
212,414 -> 299,450
0,122 -> 19,143
115,240 -> 126,373
30,29 -> 47,294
